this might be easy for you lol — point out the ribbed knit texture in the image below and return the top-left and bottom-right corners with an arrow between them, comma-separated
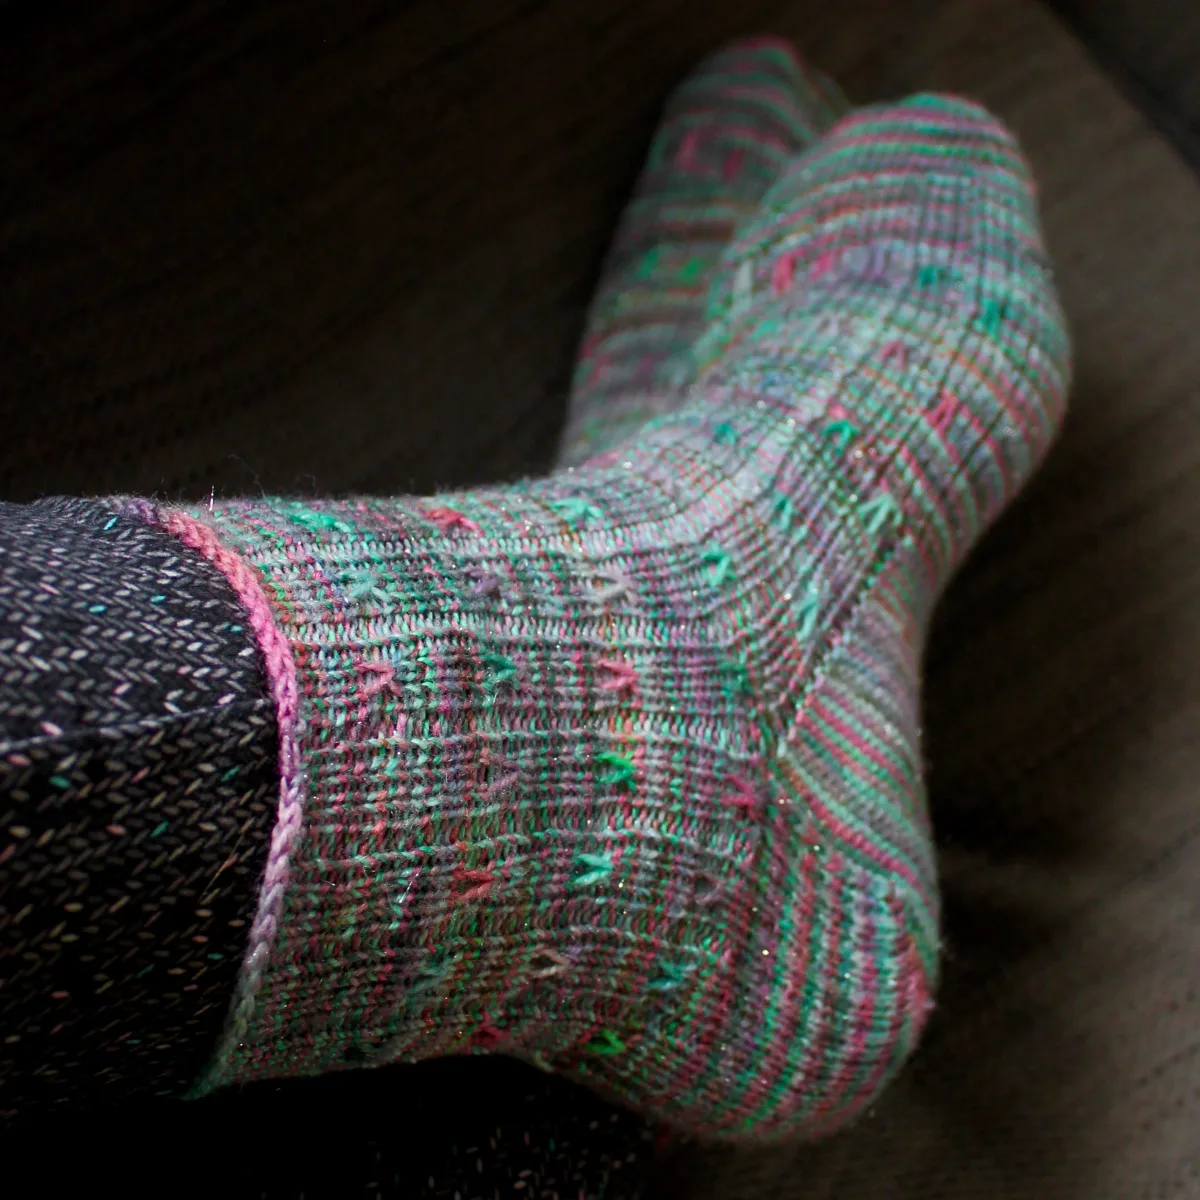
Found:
561,37 -> 847,466
127,91 -> 1070,1139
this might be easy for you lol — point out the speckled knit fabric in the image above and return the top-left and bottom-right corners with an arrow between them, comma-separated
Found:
561,36 -> 846,466
0,498 -> 277,1116
124,92 -> 1070,1139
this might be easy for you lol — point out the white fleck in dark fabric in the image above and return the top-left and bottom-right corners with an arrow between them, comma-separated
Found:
0,497 -> 278,1115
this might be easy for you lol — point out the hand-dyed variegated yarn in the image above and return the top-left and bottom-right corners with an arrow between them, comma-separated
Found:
129,91 -> 1069,1139
561,36 -> 846,466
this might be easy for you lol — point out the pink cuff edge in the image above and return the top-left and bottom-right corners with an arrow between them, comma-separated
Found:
117,497 -> 304,1095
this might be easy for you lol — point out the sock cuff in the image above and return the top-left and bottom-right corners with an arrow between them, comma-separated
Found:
117,497 -> 305,1096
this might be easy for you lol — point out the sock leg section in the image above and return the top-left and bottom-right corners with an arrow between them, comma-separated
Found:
558,36 -> 846,466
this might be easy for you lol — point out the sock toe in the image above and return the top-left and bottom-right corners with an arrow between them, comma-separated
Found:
696,92 -> 1070,576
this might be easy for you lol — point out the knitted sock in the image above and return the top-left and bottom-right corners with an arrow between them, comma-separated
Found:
559,36 -> 846,466
122,93 -> 1069,1140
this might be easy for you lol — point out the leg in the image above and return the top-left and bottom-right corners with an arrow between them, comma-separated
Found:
0,498 -> 277,1114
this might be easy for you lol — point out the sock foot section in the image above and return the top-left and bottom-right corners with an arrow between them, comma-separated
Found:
560,37 -> 847,466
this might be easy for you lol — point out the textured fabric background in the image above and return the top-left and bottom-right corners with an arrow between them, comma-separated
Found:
1,0 -> 1198,1196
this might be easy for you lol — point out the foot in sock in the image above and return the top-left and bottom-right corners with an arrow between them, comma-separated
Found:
124,91 -> 1069,1139
559,36 -> 846,466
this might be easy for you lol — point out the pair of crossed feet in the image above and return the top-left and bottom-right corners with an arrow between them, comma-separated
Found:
146,37 -> 1068,1139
